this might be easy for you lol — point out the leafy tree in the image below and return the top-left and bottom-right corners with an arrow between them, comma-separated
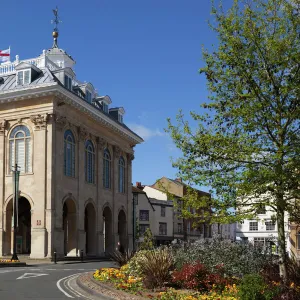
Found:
139,228 -> 154,250
167,0 -> 300,281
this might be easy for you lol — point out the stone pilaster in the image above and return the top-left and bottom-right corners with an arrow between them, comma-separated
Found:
96,137 -> 106,256
127,152 -> 134,251
0,120 -> 7,256
29,114 -> 48,258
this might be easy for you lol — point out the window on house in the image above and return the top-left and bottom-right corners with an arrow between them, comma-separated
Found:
86,90 -> 92,103
254,237 -> 265,249
85,140 -> 95,184
257,204 -> 266,214
139,224 -> 149,235
187,222 -> 191,233
102,103 -> 108,113
118,156 -> 125,193
159,222 -> 167,235
17,70 -> 31,86
249,221 -> 258,231
103,149 -> 111,189
177,223 -> 182,233
265,220 -> 275,231
161,206 -> 166,217
118,114 -> 123,123
9,125 -> 32,173
64,75 -> 72,90
64,130 -> 75,177
139,210 -> 149,221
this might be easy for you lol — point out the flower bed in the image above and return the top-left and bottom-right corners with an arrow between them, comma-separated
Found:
93,266 -> 238,300
0,259 -> 20,263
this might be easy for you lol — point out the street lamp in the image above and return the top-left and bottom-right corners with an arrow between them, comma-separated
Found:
11,163 -> 20,261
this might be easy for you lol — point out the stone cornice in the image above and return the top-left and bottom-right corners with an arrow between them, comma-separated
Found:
0,84 -> 143,144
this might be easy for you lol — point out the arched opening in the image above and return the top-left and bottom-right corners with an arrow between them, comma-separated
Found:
63,199 -> 77,256
118,210 -> 127,253
5,197 -> 31,255
84,203 -> 96,255
103,206 -> 113,255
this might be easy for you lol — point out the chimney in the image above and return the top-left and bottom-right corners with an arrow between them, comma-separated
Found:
175,178 -> 182,183
136,182 -> 142,188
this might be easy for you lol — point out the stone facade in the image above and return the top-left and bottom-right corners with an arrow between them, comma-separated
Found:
0,47 -> 142,259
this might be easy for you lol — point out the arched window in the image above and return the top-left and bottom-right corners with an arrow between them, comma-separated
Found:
118,156 -> 125,193
85,140 -> 95,184
9,125 -> 32,173
64,130 -> 75,177
103,149 -> 111,189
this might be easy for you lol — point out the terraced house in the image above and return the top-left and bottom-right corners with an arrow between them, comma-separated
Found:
0,28 -> 143,259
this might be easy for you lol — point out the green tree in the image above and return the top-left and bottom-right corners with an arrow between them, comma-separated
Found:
167,0 -> 300,281
139,228 -> 154,250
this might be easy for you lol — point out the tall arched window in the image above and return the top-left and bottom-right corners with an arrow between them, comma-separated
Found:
64,130 -> 75,177
118,156 -> 125,193
85,140 -> 95,184
9,125 -> 32,173
103,149 -> 111,189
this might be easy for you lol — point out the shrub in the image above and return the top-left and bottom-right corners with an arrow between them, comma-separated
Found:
110,249 -> 135,267
138,248 -> 174,289
238,274 -> 274,300
171,236 -> 276,277
172,262 -> 209,291
138,228 -> 154,250
172,262 -> 232,293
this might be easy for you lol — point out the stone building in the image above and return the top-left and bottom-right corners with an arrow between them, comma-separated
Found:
0,29 -> 143,259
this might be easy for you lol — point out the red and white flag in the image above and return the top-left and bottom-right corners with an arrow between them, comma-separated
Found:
0,48 -> 10,63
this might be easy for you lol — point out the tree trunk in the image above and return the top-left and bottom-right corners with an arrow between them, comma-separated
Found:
277,206 -> 288,281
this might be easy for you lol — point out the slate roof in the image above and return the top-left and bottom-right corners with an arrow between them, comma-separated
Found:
0,66 -> 143,141
0,68 -> 56,92
132,186 -> 146,194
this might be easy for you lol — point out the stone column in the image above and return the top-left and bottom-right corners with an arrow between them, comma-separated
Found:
127,152 -> 134,251
78,126 -> 87,255
53,114 -> 67,257
29,114 -> 48,258
96,137 -> 106,256
113,146 -> 121,250
0,120 -> 7,256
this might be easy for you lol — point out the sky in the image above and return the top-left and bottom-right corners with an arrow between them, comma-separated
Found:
1,0 -> 232,190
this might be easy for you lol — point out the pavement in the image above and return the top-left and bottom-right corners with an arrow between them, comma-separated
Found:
0,260 -> 116,299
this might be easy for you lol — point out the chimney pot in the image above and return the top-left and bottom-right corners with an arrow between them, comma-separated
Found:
175,178 -> 182,182
136,182 -> 141,187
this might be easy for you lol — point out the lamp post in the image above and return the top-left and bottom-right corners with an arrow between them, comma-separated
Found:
11,163 -> 20,261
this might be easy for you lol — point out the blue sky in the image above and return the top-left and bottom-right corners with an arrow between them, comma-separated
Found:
1,0 -> 231,189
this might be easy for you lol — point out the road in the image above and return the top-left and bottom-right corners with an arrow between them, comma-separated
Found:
0,261 -> 115,300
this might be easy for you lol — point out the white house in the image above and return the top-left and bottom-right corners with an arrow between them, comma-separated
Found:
236,204 -> 290,254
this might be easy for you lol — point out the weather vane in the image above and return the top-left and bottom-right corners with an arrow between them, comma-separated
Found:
51,6 -> 62,48
51,6 -> 62,32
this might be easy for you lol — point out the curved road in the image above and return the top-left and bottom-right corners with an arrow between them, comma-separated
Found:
0,261 -> 114,299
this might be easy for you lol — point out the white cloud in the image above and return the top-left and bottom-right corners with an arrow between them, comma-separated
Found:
128,123 -> 164,140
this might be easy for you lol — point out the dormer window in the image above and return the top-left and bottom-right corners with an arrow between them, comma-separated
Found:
102,102 -> 108,113
64,75 -> 72,90
17,70 -> 31,86
118,114 -> 123,123
86,90 -> 92,103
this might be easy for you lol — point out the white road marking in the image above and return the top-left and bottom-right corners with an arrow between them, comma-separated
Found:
57,272 -> 89,298
66,273 -> 94,299
17,273 -> 48,280
0,268 -> 26,274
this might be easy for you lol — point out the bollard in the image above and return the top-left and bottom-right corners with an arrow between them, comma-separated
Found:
54,251 -> 57,264
80,249 -> 83,262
